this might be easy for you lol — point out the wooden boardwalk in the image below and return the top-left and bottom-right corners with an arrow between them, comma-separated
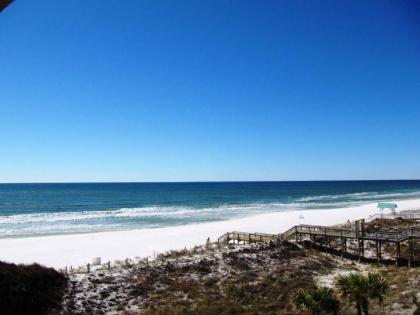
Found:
291,224 -> 420,242
367,210 -> 420,221
290,220 -> 420,267
218,219 -> 420,267
217,231 -> 281,244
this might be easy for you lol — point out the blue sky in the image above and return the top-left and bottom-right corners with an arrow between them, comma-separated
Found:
0,0 -> 419,182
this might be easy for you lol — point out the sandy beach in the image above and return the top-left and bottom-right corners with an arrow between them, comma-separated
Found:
1,198 -> 420,269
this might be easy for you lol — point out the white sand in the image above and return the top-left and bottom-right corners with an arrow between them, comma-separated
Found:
1,199 -> 419,269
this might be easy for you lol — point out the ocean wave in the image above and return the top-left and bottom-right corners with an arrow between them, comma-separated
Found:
1,190 -> 419,235
0,201 -> 365,225
0,207 -> 200,224
296,190 -> 420,202
296,192 -> 373,202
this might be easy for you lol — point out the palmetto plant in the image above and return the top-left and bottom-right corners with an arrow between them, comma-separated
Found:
413,295 -> 420,315
293,286 -> 340,315
337,272 -> 388,315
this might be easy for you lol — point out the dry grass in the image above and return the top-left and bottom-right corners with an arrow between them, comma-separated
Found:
63,241 -> 336,314
62,218 -> 420,314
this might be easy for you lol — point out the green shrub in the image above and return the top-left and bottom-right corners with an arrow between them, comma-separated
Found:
293,286 -> 340,315
337,272 -> 388,315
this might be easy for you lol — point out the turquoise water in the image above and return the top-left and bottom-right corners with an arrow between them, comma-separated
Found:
1,181 -> 420,238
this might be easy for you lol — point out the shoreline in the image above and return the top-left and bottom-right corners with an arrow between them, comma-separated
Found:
1,198 -> 420,268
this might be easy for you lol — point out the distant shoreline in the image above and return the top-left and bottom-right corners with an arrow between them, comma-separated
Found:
2,180 -> 420,238
1,198 -> 420,268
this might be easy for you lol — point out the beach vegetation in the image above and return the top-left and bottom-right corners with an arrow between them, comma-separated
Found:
293,286 -> 340,315
337,272 -> 388,315
0,261 -> 67,315
413,295 -> 420,315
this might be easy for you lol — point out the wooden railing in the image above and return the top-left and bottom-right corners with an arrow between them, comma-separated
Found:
218,224 -> 420,245
295,225 -> 353,238
282,226 -> 298,239
367,210 -> 420,222
294,224 -> 420,242
217,231 -> 280,244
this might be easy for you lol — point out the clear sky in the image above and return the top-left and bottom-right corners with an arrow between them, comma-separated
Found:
0,0 -> 419,182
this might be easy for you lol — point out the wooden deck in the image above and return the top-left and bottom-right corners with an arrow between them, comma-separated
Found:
291,221 -> 420,267
367,210 -> 420,221
218,219 -> 420,267
293,224 -> 420,242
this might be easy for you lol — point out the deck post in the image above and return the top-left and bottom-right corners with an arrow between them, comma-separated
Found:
408,238 -> 413,268
356,221 -> 361,262
361,240 -> 364,257
396,242 -> 400,266
357,239 -> 364,262
341,237 -> 346,259
324,228 -> 327,248
325,236 -> 330,253
377,241 -> 381,263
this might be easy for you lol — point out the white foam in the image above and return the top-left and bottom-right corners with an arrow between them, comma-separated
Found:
296,192 -> 374,202
0,198 -> 419,268
0,202 -> 357,236
3,189 -> 420,233
0,201 -> 370,225
296,190 -> 420,202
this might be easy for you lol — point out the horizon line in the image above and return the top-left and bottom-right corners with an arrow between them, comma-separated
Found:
1,179 -> 420,184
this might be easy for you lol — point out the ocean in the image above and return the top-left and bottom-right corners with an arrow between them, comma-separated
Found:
1,180 -> 420,238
